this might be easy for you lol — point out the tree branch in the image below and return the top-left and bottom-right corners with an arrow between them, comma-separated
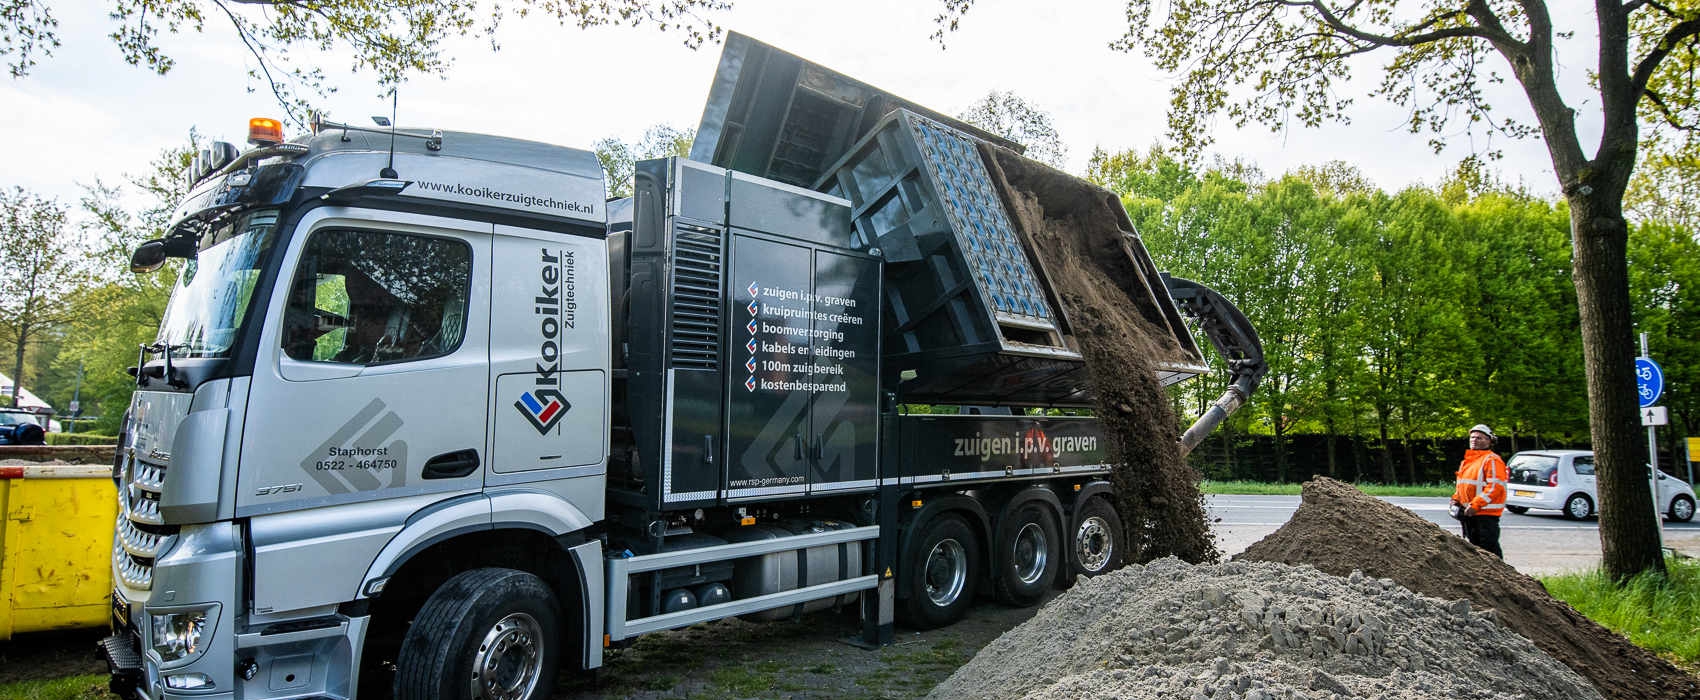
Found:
1280,0 -> 1521,49
1642,87 -> 1700,131
1631,17 -> 1700,96
207,0 -> 297,118
1626,1 -> 1683,20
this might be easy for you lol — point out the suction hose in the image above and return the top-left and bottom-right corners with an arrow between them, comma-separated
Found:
1163,275 -> 1268,456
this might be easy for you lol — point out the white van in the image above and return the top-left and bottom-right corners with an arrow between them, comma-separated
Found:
1504,449 -> 1696,522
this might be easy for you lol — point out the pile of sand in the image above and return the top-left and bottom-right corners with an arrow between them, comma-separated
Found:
930,557 -> 1604,699
1238,477 -> 1699,700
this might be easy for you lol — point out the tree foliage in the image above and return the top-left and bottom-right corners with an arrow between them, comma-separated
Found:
3,1 -> 729,121
0,187 -> 81,407
1096,149 -> 1608,476
956,90 -> 1068,167
594,123 -> 695,199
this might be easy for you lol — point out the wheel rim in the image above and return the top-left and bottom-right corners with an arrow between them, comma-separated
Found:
924,538 -> 969,607
1568,497 -> 1590,519
1675,498 -> 1695,521
471,612 -> 544,700
1075,516 -> 1113,573
1012,522 -> 1049,585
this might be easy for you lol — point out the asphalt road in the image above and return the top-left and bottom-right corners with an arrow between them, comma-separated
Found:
1206,494 -> 1700,575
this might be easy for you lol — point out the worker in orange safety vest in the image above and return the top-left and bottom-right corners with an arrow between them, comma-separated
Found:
1450,423 -> 1508,558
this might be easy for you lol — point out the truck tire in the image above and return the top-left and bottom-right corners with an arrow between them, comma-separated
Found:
901,514 -> 980,629
1070,497 -> 1123,577
991,501 -> 1060,607
394,567 -> 562,700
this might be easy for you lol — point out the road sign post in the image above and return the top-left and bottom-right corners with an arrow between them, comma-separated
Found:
1638,334 -> 1665,549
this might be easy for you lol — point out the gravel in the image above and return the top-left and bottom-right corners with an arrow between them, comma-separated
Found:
930,558 -> 1605,700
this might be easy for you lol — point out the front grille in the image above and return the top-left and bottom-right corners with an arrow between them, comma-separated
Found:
111,449 -> 178,590
669,223 -> 724,369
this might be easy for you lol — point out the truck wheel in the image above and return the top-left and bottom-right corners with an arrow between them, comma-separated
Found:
1070,497 -> 1123,577
1669,495 -> 1695,522
901,514 -> 980,629
991,501 -> 1060,607
1563,493 -> 1594,520
395,568 -> 561,700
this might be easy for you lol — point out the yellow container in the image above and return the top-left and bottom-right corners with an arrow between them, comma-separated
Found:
0,463 -> 115,640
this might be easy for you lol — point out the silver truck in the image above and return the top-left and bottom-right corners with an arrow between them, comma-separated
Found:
100,35 -> 1263,700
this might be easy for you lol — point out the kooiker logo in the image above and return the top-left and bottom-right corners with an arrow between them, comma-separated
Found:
516,389 -> 571,433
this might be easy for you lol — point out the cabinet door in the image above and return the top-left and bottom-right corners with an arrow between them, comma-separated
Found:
724,234 -> 812,499
808,250 -> 881,492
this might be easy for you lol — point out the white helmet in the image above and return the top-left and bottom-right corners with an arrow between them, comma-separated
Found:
1470,424 -> 1495,440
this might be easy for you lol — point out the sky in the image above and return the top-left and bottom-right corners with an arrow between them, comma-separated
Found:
3,1 -> 1602,212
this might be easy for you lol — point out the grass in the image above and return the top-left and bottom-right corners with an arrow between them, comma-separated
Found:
1540,556 -> 1700,667
705,660 -> 784,696
0,674 -> 108,700
1200,479 -> 1454,497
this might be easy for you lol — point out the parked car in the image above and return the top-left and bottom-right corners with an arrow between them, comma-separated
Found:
1503,449 -> 1696,522
0,408 -> 48,445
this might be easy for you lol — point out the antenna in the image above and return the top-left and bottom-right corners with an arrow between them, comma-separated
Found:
380,89 -> 399,179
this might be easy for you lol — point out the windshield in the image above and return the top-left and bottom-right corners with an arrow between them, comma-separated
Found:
155,209 -> 282,358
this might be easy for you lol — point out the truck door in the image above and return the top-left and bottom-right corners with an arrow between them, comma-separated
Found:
484,224 -> 609,486
237,208 -> 492,514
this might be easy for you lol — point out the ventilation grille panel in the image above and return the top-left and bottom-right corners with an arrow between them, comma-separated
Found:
670,223 -> 724,368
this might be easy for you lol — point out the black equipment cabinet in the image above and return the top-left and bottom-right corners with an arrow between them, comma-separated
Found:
622,158 -> 882,512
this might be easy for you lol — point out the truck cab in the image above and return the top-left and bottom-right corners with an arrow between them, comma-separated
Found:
106,120 -> 613,699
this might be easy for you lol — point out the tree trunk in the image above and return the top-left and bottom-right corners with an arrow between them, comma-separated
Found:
1377,422 -> 1395,483
1324,431 -> 1337,478
1570,192 -> 1666,579
1351,435 -> 1364,481
9,326 -> 27,407
1402,437 -> 1417,485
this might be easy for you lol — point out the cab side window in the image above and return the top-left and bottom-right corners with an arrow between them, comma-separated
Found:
282,229 -> 472,365
1571,456 -> 1595,476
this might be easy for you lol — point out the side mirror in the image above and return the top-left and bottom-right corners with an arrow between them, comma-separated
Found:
130,240 -> 169,273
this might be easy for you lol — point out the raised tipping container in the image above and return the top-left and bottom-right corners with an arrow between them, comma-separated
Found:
694,37 -> 1209,408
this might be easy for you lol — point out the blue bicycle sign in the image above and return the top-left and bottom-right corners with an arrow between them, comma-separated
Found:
1636,357 -> 1664,408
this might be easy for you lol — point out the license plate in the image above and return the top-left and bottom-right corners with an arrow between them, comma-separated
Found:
1513,489 -> 1537,497
111,592 -> 131,630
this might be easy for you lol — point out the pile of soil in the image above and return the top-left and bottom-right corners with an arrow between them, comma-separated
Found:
930,557 -> 1603,699
983,147 -> 1217,564
1238,477 -> 1700,700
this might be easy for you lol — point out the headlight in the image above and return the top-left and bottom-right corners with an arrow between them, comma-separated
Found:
151,609 -> 210,662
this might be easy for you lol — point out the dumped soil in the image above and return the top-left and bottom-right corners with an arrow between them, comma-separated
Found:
931,557 -> 1603,699
1239,477 -> 1700,700
983,146 -> 1217,564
